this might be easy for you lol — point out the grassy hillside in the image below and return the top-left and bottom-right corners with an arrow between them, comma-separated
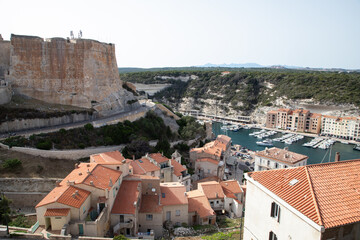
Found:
120,69 -> 360,113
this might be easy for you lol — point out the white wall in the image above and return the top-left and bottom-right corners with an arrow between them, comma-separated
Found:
243,180 -> 322,240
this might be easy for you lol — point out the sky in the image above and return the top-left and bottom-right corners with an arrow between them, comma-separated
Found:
1,0 -> 360,69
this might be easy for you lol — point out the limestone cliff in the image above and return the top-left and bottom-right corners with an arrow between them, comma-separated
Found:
6,34 -> 137,115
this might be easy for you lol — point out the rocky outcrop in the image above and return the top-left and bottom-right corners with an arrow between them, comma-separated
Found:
4,34 -> 137,115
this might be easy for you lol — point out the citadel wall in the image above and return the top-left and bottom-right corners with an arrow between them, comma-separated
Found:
0,36 -> 12,104
4,34 -> 137,115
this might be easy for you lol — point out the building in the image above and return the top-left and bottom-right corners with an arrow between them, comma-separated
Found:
190,135 -> 231,180
266,108 -> 322,134
254,147 -> 308,171
322,115 -> 360,140
36,150 -> 243,239
243,159 -> 360,240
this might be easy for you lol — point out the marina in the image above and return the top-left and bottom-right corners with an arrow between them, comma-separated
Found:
213,122 -> 360,165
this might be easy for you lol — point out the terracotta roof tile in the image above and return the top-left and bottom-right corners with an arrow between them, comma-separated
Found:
190,135 -> 230,158
44,208 -> 70,217
90,151 -> 126,164
139,195 -> 162,213
160,183 -> 188,206
130,158 -> 160,175
36,185 -> 91,208
149,153 -> 169,163
111,180 -> 141,214
187,190 -> 215,218
60,163 -> 98,185
82,164 -> 122,190
220,180 -> 242,199
255,147 -> 308,164
198,181 -> 225,200
196,158 -> 219,165
249,159 -> 360,229
171,159 -> 187,177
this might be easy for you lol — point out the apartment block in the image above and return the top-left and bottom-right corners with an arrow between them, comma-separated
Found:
266,108 -> 321,134
321,115 -> 360,140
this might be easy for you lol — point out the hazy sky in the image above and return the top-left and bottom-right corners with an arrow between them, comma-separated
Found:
1,0 -> 360,69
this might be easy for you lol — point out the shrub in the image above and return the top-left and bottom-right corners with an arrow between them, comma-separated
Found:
113,234 -> 129,240
84,123 -> 94,131
78,143 -> 86,149
3,159 -> 22,170
9,215 -> 32,228
59,128 -> 67,134
36,140 -> 52,150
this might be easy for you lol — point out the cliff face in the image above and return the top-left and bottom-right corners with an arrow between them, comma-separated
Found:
7,34 -> 136,114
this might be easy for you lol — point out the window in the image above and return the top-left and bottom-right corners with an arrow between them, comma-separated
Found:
116,166 -> 120,171
146,214 -> 153,221
216,201 -> 219,204
176,210 -> 180,216
151,171 -> 155,176
55,217 -> 62,219
113,188 -> 116,198
120,215 -> 124,223
162,193 -> 166,198
275,163 -> 278,169
270,202 -> 281,222
207,169 -> 210,174
269,231 -> 278,240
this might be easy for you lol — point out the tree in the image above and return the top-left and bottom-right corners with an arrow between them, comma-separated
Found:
0,195 -> 11,234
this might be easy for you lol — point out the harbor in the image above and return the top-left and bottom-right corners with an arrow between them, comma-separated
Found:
212,122 -> 360,165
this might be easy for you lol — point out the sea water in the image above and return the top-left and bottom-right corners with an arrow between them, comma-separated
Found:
212,122 -> 360,165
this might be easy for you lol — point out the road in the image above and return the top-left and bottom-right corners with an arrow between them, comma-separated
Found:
0,106 -> 149,140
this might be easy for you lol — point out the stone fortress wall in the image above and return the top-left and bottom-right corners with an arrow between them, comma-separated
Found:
0,35 -> 12,104
0,34 -> 138,115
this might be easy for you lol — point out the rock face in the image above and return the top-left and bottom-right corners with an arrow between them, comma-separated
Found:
5,34 -> 137,115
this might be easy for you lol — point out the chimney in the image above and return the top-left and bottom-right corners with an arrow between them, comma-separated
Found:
87,169 -> 91,175
75,190 -> 79,196
284,147 -> 289,151
122,159 -> 126,163
55,180 -> 61,187
133,155 -> 135,160
335,152 -> 340,162
75,163 -> 79,169
90,181 -> 94,186
109,178 -> 113,187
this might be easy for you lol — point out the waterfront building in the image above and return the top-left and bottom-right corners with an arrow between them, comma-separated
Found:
266,108 -> 321,134
321,115 -> 360,140
243,159 -> 360,240
254,147 -> 308,171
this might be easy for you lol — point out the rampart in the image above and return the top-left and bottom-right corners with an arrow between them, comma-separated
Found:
3,34 -> 138,115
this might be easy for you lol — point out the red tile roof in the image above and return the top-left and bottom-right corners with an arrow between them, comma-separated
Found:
90,151 -> 125,164
196,158 -> 219,165
44,208 -> 70,217
139,195 -> 162,213
248,159 -> 360,229
111,180 -> 141,215
255,147 -> 308,164
130,158 -> 160,175
220,180 -> 242,199
198,181 -> 225,200
149,153 -> 169,163
160,183 -> 188,206
171,159 -> 186,177
187,190 -> 215,218
36,185 -> 91,208
82,164 -> 122,190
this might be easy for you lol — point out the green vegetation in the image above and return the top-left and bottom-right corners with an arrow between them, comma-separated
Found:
113,234 -> 129,240
216,217 -> 242,228
9,215 -> 33,228
201,231 -> 240,240
176,116 -> 205,140
1,111 -> 175,150
2,159 -> 22,171
121,69 -> 360,113
0,195 -> 11,226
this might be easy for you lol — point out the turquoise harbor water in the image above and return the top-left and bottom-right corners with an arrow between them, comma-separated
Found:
212,122 -> 360,165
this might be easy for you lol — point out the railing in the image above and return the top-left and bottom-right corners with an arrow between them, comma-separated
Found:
30,221 -> 39,233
